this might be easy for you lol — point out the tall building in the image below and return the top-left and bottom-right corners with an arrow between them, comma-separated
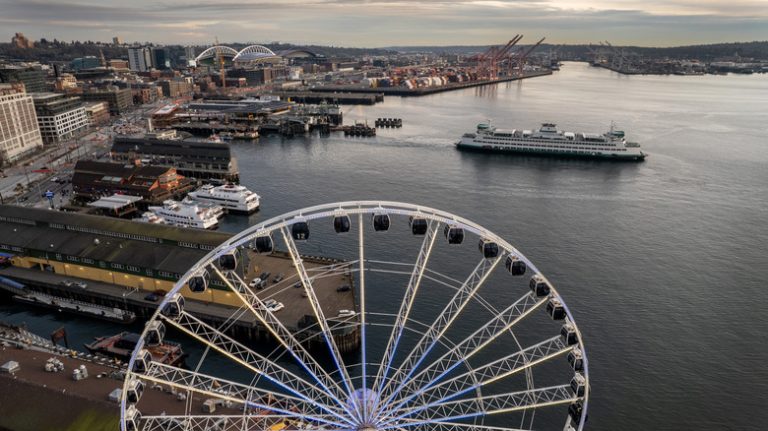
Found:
0,84 -> 43,165
128,47 -> 152,72
112,36 -> 123,46
81,86 -> 133,115
184,46 -> 197,67
151,47 -> 171,70
31,93 -> 88,145
0,65 -> 47,93
11,33 -> 34,49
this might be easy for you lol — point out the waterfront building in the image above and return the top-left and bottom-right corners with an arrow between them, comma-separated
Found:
83,102 -> 110,127
80,86 -> 133,115
72,160 -> 194,204
0,65 -> 47,93
31,93 -> 88,145
111,135 -> 239,182
128,47 -> 152,72
0,204 -> 234,302
0,84 -> 43,164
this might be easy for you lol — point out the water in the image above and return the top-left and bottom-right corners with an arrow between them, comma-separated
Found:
3,62 -> 768,429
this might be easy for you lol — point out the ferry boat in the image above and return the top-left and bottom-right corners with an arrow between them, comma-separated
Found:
13,292 -> 136,324
457,122 -> 646,161
145,199 -> 221,229
85,332 -> 186,366
187,183 -> 261,214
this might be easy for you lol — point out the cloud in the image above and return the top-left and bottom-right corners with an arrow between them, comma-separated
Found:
0,0 -> 766,46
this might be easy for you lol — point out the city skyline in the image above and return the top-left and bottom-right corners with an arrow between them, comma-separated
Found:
1,0 -> 767,47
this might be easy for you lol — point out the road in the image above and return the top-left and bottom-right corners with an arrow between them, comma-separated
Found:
0,98 -> 173,208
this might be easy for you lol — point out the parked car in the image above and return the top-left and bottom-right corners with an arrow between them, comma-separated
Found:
74,281 -> 87,289
257,280 -> 268,289
273,273 -> 285,283
144,293 -> 160,302
293,282 -> 302,289
249,277 -> 262,288
336,285 -> 351,292
262,299 -> 284,312
259,271 -> 271,281
338,309 -> 356,318
59,280 -> 74,287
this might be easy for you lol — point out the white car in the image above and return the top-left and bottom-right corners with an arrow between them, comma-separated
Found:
263,299 -> 284,312
338,309 -> 356,318
249,277 -> 262,288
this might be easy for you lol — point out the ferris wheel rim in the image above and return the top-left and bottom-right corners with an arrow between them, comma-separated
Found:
121,201 -> 590,431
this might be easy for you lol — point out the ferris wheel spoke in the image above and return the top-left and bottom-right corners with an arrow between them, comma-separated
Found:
135,362 -> 339,424
358,212 -> 370,422
374,255 -> 502,421
385,336 -> 572,419
208,264 -> 356,419
377,292 -> 547,423
380,385 -> 577,429
280,226 -> 361,421
157,311 -> 352,423
371,220 -> 440,415
402,420 -> 533,431
133,363 -> 346,426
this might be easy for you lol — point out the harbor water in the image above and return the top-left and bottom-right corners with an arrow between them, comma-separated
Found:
2,62 -> 767,430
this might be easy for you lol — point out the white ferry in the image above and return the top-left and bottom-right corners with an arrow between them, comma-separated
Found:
145,199 -> 221,229
187,183 -> 261,214
457,122 -> 646,161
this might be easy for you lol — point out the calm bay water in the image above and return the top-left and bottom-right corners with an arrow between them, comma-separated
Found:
2,62 -> 767,429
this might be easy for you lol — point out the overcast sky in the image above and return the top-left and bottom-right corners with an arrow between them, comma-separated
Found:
1,0 -> 766,47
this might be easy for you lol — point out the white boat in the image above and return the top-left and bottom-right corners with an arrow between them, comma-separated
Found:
187,183 -> 261,214
146,199 -> 220,229
138,211 -> 165,224
457,122 -> 646,161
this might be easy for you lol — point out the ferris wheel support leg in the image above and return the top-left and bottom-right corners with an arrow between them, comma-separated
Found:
373,255 -> 502,422
369,220 -> 439,418
280,226 -> 363,423
209,264 -> 358,420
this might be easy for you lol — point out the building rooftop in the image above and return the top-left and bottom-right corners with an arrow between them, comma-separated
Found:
0,205 -> 230,250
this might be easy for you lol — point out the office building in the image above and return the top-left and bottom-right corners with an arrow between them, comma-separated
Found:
151,47 -> 171,70
112,36 -> 123,46
81,86 -> 133,115
0,84 -> 43,164
0,65 -> 47,93
31,93 -> 88,145
83,102 -> 110,126
128,47 -> 152,72
158,79 -> 193,98
69,56 -> 101,71
11,33 -> 34,49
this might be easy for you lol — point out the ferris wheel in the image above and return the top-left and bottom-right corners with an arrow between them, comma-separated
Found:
121,201 -> 589,431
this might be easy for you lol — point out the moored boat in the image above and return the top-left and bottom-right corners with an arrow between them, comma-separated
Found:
84,331 -> 186,366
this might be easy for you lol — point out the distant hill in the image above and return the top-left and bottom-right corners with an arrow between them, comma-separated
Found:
385,41 -> 768,60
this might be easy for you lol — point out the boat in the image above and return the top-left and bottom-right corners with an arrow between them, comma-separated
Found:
85,332 -> 186,366
232,130 -> 259,140
145,199 -> 221,229
187,183 -> 261,214
138,211 -> 165,224
456,121 -> 646,161
12,292 -> 136,324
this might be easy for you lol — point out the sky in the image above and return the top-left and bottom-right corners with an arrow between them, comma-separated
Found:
1,0 -> 766,47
